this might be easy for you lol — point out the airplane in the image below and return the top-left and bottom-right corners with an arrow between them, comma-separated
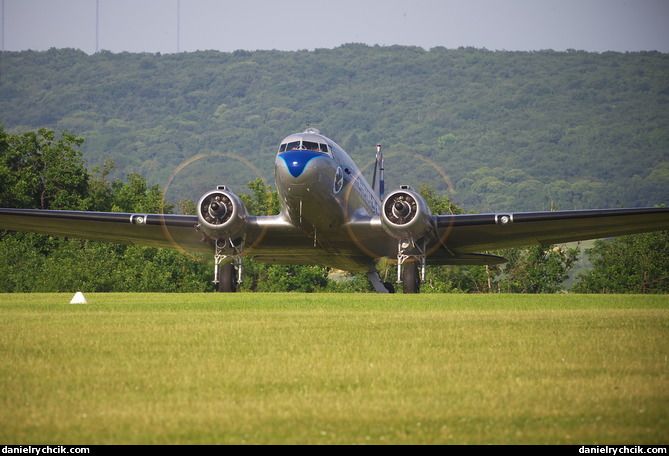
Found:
1,127 -> 668,293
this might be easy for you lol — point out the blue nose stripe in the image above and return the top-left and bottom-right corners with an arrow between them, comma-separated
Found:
278,151 -> 326,178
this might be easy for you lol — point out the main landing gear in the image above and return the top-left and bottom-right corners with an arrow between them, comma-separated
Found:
368,257 -> 423,294
367,262 -> 421,294
401,262 -> 421,294
213,238 -> 242,292
396,238 -> 426,294
217,263 -> 237,292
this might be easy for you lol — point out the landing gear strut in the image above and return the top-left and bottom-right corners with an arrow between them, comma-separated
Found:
367,270 -> 396,293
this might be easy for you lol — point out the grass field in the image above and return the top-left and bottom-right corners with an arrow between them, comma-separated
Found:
0,293 -> 667,445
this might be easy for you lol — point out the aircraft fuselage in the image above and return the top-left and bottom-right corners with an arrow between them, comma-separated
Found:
275,128 -> 381,237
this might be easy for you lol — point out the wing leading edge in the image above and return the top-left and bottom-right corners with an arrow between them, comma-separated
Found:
0,208 -> 208,253
0,208 -> 365,269
1,206 -> 668,270
433,207 -> 669,254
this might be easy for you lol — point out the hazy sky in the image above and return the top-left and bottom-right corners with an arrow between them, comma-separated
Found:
2,0 -> 668,54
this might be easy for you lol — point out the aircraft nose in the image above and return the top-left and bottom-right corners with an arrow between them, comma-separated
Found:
277,150 -> 328,179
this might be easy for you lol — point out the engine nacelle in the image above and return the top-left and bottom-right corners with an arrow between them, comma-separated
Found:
380,186 -> 433,239
197,186 -> 249,240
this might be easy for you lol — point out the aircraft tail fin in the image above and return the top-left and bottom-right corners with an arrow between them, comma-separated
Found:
371,144 -> 384,199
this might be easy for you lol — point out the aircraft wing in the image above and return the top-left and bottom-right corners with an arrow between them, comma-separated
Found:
0,208 -> 210,254
434,207 -> 669,254
2,206 -> 668,271
0,207 -> 363,269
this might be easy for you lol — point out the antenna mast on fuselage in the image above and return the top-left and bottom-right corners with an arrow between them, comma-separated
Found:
372,144 -> 385,199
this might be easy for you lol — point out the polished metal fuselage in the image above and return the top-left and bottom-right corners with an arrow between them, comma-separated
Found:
269,131 -> 387,271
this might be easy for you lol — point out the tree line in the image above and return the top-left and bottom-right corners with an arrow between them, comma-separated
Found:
1,127 -> 666,293
1,46 -> 667,213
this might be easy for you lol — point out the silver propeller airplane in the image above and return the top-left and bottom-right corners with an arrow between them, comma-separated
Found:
1,128 -> 668,293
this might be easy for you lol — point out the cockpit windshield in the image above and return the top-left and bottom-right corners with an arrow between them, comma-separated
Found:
302,141 -> 322,151
279,140 -> 331,154
282,141 -> 301,151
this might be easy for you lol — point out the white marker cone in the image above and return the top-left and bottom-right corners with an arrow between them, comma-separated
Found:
70,292 -> 88,304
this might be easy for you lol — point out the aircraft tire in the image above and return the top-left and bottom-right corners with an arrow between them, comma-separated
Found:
402,262 -> 420,294
218,263 -> 237,292
383,282 -> 396,293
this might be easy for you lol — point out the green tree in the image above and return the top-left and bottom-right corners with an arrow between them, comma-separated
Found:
419,184 -> 463,215
0,237 -> 211,293
499,245 -> 580,293
2,48 -> 668,210
420,264 -> 497,293
0,128 -> 207,292
416,185 -> 579,293
0,126 -> 91,291
572,231 -> 669,293
110,173 -> 171,214
0,127 -> 89,210
239,178 -> 280,216
253,264 -> 329,292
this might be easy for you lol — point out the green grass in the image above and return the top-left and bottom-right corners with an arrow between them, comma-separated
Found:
0,293 -> 667,444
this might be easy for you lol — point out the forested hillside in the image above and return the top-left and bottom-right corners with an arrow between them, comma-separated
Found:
1,45 -> 667,211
